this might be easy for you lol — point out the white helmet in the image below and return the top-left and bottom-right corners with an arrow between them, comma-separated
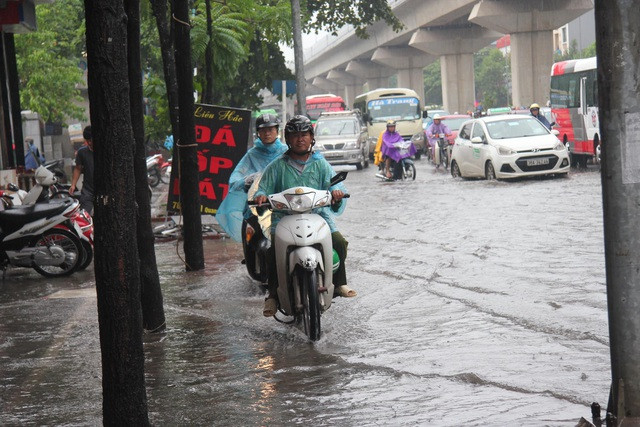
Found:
433,114 -> 442,120
34,165 -> 57,186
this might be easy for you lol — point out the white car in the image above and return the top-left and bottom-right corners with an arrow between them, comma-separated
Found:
450,115 -> 570,180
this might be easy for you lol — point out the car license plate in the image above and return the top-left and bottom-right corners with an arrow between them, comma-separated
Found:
324,152 -> 339,158
526,157 -> 549,166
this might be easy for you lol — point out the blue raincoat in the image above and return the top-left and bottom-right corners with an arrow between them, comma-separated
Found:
254,151 -> 347,234
216,138 -> 287,241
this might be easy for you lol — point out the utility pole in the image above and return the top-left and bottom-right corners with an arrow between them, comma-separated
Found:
290,0 -> 305,116
595,0 -> 640,423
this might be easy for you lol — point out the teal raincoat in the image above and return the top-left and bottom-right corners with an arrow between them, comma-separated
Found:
216,138 -> 287,241
254,151 -> 347,234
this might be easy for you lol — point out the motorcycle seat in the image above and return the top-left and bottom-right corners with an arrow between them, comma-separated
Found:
0,199 -> 74,231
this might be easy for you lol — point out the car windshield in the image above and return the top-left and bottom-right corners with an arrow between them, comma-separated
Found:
315,119 -> 357,136
368,97 -> 420,122
441,117 -> 468,131
485,117 -> 550,140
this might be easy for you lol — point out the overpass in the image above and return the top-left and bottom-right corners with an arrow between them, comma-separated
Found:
303,0 -> 594,113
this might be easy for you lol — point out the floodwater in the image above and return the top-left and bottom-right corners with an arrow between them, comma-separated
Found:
0,161 -> 610,425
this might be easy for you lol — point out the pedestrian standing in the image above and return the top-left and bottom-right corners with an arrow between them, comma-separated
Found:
24,138 -> 45,171
69,126 -> 94,214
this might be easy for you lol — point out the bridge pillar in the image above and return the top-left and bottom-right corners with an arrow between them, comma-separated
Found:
344,60 -> 393,93
410,25 -> 500,114
326,70 -> 364,107
469,0 -> 594,107
311,76 -> 341,94
371,47 -> 436,102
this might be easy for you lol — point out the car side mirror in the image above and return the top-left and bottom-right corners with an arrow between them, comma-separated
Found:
552,129 -> 560,136
550,121 -> 556,127
471,136 -> 483,144
422,110 -> 429,119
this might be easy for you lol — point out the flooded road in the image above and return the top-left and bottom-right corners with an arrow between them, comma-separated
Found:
0,161 -> 610,425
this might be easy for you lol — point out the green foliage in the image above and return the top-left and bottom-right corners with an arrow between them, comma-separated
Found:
14,0 -> 86,123
475,47 -> 510,109
191,1 -> 251,83
304,0 -> 404,38
209,35 -> 294,109
143,75 -> 171,143
553,40 -> 596,62
423,60 -> 442,106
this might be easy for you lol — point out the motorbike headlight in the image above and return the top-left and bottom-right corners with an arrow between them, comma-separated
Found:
497,146 -> 516,156
343,140 -> 358,149
271,200 -> 288,210
411,133 -> 424,143
284,193 -> 314,211
314,195 -> 329,207
554,142 -> 566,151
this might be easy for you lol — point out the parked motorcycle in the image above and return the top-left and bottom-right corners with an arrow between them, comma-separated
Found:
147,154 -> 164,187
0,197 -> 84,277
249,172 -> 349,341
160,157 -> 172,184
374,140 -> 417,181
4,166 -> 94,271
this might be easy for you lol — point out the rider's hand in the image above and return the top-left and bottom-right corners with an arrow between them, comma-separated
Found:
253,195 -> 268,205
331,190 -> 344,204
69,185 -> 76,194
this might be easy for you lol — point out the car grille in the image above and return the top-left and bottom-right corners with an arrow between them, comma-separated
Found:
322,143 -> 345,150
516,154 -> 559,172
517,147 -> 553,153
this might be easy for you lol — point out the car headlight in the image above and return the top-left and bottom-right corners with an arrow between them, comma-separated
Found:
497,146 -> 516,156
554,142 -> 566,151
343,140 -> 358,149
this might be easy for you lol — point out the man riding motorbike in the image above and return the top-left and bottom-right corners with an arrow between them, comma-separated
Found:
529,103 -> 552,130
374,120 -> 417,180
253,115 -> 357,317
216,113 -> 287,241
426,114 -> 451,162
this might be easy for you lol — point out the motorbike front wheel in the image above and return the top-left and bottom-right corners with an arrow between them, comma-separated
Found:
148,168 -> 161,187
31,229 -> 82,277
299,268 -> 321,341
403,162 -> 417,181
77,240 -> 93,271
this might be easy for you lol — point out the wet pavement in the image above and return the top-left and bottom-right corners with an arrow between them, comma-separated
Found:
0,161 -> 610,425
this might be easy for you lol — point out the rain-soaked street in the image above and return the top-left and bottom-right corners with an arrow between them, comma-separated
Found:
0,160 -> 610,425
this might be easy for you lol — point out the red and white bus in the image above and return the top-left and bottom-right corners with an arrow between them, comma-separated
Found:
306,94 -> 346,124
550,56 -> 600,167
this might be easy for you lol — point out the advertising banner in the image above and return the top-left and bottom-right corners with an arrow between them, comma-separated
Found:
167,103 -> 250,215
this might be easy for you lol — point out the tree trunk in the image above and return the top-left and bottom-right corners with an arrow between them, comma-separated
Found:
171,0 -> 205,271
125,0 -> 166,332
149,0 -> 180,142
83,0 -> 149,424
290,0 -> 305,116
202,0 -> 214,104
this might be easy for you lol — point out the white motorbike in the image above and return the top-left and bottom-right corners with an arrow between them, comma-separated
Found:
0,196 -> 84,277
251,171 -> 348,341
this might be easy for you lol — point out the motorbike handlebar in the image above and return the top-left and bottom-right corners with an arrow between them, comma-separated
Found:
248,193 -> 350,207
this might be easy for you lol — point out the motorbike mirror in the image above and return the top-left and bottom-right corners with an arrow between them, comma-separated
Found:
330,171 -> 348,186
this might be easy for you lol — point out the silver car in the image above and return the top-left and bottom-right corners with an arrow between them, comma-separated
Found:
314,111 -> 370,170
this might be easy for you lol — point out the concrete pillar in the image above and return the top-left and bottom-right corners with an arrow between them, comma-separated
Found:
344,60 -> 394,92
440,53 -> 475,114
469,0 -> 594,107
311,76 -> 341,94
326,70 -> 364,106
397,68 -> 425,103
410,25 -> 500,113
343,85 -> 358,108
371,47 -> 436,102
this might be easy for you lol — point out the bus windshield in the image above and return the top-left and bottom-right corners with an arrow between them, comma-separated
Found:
367,97 -> 420,122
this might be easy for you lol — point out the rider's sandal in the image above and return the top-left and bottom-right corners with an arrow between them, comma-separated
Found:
263,298 -> 277,317
335,285 -> 357,298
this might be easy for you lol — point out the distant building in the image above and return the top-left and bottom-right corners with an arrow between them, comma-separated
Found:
553,9 -> 595,54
